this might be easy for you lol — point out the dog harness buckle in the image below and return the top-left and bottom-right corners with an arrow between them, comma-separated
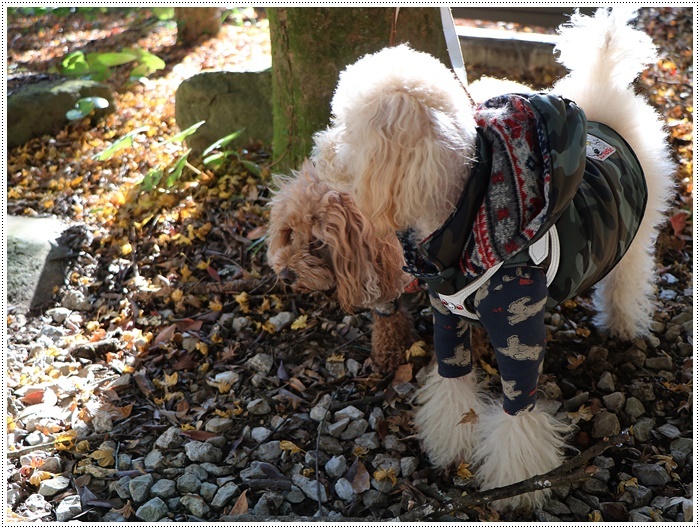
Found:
438,225 -> 560,319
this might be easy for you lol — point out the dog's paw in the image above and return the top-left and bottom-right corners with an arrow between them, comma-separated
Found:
414,366 -> 485,467
474,406 -> 570,510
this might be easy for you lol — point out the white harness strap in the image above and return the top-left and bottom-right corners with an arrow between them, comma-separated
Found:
437,225 -> 561,319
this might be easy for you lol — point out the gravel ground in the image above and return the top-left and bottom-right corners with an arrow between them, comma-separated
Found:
6,7 -> 693,523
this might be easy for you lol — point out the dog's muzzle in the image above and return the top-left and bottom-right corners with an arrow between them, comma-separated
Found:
279,268 -> 297,286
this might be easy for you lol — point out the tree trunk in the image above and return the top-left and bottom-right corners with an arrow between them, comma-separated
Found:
175,7 -> 223,45
268,7 -> 449,171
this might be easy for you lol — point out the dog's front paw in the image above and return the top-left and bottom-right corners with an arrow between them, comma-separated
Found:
414,365 -> 485,467
474,406 -> 570,510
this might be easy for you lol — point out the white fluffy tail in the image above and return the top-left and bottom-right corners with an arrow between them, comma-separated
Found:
555,8 -> 658,90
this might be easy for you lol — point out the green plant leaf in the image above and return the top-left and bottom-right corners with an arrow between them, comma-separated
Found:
93,126 -> 149,161
203,152 -> 231,167
66,97 -> 108,120
202,130 -> 244,156
241,160 -> 262,178
165,150 -> 192,188
128,49 -> 166,79
141,168 -> 163,191
159,121 -> 205,145
152,7 -> 174,20
62,51 -> 90,76
87,51 -> 138,67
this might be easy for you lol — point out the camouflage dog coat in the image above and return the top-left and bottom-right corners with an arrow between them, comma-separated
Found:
400,93 -> 646,414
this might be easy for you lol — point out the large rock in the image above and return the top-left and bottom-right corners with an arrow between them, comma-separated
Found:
175,65 -> 272,152
8,78 -> 114,149
7,216 -> 70,312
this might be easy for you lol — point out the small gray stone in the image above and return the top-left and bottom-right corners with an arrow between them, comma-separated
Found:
117,454 -> 132,471
247,353 -> 274,374
102,512 -> 128,522
400,456 -> 419,477
180,494 -> 210,517
112,476 -> 132,500
368,407 -> 384,430
55,495 -> 82,522
211,482 -> 240,509
318,436 -> 344,455
564,391 -> 589,412
646,354 -> 674,371
268,311 -> 294,331
629,510 -> 652,522
61,289 -> 92,311
362,489 -> 389,509
247,398 -> 271,415
135,497 -> 168,522
240,462 -> 269,480
325,358 -> 345,379
250,427 -> 272,443
603,391 -> 626,412
324,455 -> 347,479
292,474 -> 328,502
619,484 -> 652,508
656,423 -> 681,439
629,381 -> 656,402
184,441 -> 222,463
25,431 -> 50,446
327,418 -> 350,437
129,473 -> 155,503
566,496 -> 591,517
199,462 -> 230,477
152,479 -> 177,499
535,511 -> 562,522
310,394 -> 333,422
383,434 -> 407,452
46,307 -> 71,324
341,419 -> 369,440
155,426 -> 184,450
38,475 -> 71,498
597,371 -> 615,393
91,410 -> 113,434
185,464 -> 209,481
177,473 -> 202,494
632,463 -> 671,486
354,432 -> 381,451
144,449 -> 165,470
670,437 -> 693,463
592,411 -> 620,438
581,478 -> 609,495
200,482 -> 218,503
373,454 -> 401,474
231,316 -> 250,333
24,493 -> 51,514
40,324 -> 65,340
253,491 -> 284,515
625,397 -> 646,419
205,416 -> 234,434
256,441 -> 282,462
632,417 -> 655,442
334,477 -> 356,501
346,358 -> 362,377
664,324 -> 682,341
305,450 -> 330,467
38,455 -> 62,474
284,485 -> 306,504
334,405 -> 364,421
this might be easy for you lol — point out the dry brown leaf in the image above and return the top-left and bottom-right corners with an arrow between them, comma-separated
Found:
457,408 -> 479,425
280,440 -> 304,454
229,490 -> 248,515
392,363 -> 413,385
373,467 -> 397,486
456,461 -> 474,479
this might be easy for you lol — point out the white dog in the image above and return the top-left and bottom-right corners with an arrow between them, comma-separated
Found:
313,8 -> 675,509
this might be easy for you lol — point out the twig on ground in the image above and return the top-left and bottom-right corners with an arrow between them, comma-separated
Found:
399,432 -> 630,521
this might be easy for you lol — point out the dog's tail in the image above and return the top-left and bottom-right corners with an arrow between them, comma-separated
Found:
555,8 -> 657,91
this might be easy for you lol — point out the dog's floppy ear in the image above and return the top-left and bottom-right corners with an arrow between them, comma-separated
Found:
346,89 -> 472,235
315,191 -> 406,312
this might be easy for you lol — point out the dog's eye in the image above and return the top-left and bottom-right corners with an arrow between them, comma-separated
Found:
309,238 -> 324,251
283,229 -> 294,244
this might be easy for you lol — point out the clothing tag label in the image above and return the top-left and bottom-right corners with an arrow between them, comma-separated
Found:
586,134 -> 616,161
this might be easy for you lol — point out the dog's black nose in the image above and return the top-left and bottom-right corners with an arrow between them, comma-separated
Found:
279,268 -> 297,286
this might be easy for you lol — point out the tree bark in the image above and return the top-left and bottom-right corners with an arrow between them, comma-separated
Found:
175,7 -> 223,45
268,7 -> 450,171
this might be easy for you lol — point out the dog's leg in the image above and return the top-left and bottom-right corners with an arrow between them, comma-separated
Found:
370,303 -> 416,372
473,266 -> 569,510
591,233 -> 657,340
414,291 -> 485,467
414,365 -> 483,467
